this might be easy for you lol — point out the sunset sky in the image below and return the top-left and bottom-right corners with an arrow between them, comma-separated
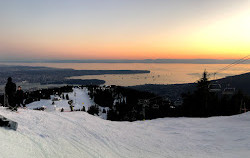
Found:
0,0 -> 249,60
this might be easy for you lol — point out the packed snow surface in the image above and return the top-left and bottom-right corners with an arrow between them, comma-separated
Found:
0,88 -> 250,158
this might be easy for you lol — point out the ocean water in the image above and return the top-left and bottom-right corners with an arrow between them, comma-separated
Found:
1,63 -> 250,86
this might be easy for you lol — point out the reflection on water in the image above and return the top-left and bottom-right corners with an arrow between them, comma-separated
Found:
1,63 -> 250,86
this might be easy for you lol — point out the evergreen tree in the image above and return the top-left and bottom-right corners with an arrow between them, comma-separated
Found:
197,70 -> 210,92
66,94 -> 69,100
182,70 -> 213,117
196,70 -> 210,116
81,106 -> 86,112
87,105 -> 99,115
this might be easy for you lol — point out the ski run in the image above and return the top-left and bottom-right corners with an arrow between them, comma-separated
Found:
0,88 -> 250,158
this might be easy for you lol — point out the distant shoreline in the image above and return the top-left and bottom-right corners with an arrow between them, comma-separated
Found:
0,65 -> 150,86
1,59 -> 250,64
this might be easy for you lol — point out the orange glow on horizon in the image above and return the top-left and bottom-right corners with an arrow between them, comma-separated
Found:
1,7 -> 249,60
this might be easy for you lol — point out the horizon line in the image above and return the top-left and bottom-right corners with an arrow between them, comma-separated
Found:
0,59 -> 250,64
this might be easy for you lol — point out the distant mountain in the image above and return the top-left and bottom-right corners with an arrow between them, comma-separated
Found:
1,59 -> 250,64
130,72 -> 250,101
216,72 -> 250,94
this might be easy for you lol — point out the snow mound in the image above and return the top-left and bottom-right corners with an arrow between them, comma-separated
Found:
0,105 -> 250,157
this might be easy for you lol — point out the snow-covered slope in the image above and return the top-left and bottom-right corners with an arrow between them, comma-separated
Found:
26,88 -> 108,120
27,88 -> 94,111
0,107 -> 250,158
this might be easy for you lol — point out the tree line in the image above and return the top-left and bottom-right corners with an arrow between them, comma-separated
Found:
180,70 -> 249,117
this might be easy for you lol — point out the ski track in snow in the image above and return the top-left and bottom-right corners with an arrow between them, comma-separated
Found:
0,88 -> 250,158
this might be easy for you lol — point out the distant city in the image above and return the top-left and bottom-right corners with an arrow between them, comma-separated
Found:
0,65 -> 149,86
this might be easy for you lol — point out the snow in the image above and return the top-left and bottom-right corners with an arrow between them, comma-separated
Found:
26,88 -> 108,119
0,89 -> 250,158
27,88 -> 95,112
